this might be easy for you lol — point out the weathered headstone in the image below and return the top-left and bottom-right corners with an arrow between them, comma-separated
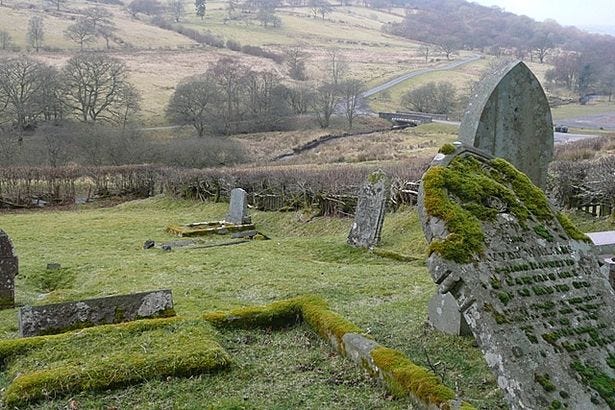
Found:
0,229 -> 18,309
459,60 -> 553,188
428,292 -> 471,336
347,170 -> 389,249
226,188 -> 251,225
18,289 -> 174,337
419,145 -> 615,409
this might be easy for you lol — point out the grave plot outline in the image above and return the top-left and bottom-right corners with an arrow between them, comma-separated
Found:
418,145 -> 615,409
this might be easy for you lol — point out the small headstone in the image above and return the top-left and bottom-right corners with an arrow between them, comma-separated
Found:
18,289 -> 174,337
418,145 -> 615,409
46,263 -> 61,271
347,170 -> 389,249
143,240 -> 155,249
226,188 -> 251,225
0,229 -> 18,309
428,292 -> 472,336
459,60 -> 553,188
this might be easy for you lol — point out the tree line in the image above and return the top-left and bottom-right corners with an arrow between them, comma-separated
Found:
166,48 -> 366,136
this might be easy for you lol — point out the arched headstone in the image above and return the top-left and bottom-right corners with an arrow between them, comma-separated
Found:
459,60 -> 553,188
418,145 -> 615,409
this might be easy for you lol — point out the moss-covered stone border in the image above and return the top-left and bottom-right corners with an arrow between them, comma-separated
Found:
0,318 -> 231,406
167,222 -> 256,237
204,295 -> 476,410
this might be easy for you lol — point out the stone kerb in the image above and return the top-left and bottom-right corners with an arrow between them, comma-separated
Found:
418,144 -> 615,409
226,188 -> 251,225
0,229 -> 18,309
459,60 -> 553,188
347,170 -> 389,249
18,289 -> 175,337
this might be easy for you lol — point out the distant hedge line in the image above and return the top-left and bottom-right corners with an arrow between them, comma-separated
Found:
0,161 -> 429,215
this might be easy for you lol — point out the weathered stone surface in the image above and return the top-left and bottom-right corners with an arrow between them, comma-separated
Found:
347,170 -> 389,249
226,188 -> 251,225
18,289 -> 174,337
604,257 -> 615,289
587,230 -> 615,256
418,145 -> 615,409
428,292 -> 472,336
0,229 -> 18,309
459,60 -> 553,188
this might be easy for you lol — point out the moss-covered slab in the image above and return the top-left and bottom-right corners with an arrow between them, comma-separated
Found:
166,222 -> 256,237
1,318 -> 231,406
204,295 -> 475,410
418,144 -> 615,409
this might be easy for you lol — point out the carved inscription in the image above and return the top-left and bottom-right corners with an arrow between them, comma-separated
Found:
419,146 -> 615,410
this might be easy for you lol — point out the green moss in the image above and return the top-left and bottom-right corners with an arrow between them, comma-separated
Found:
1,318 -> 230,406
371,347 -> 458,407
549,400 -> 562,409
535,373 -> 556,392
300,297 -> 362,349
556,212 -> 592,242
367,170 -> 386,184
571,361 -> 615,407
490,158 -> 552,221
497,291 -> 513,306
608,354 -> 615,369
533,225 -> 554,241
422,155 -> 553,263
438,143 -> 456,155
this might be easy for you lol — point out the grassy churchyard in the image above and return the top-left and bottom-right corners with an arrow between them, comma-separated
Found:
0,197 -> 508,408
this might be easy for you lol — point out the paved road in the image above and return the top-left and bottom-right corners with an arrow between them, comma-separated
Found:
432,120 -> 594,144
361,54 -> 483,98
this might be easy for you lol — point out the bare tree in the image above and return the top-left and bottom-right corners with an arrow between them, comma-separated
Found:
208,57 -> 246,134
0,57 -> 52,142
325,48 -> 347,86
285,46 -> 308,81
340,79 -> 364,129
64,18 -> 97,50
0,31 -> 12,51
84,7 -> 114,31
401,81 -> 456,114
97,23 -> 117,50
61,53 -> 133,123
312,82 -> 338,128
169,0 -> 185,22
438,37 -> 459,60
286,83 -> 314,114
167,75 -> 219,137
27,16 -> 45,52
195,0 -> 206,19
46,0 -> 66,11
418,45 -> 430,62
309,0 -> 332,19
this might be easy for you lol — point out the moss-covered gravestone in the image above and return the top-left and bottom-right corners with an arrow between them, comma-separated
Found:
0,229 -> 18,309
347,170 -> 389,249
460,60 -> 553,188
418,144 -> 615,409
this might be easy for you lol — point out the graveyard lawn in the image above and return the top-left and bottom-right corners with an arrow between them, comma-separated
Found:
0,197 -> 510,408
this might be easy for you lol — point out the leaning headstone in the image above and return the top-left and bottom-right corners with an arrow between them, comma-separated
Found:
428,292 -> 471,336
459,60 -> 553,188
18,289 -> 174,337
0,229 -> 18,309
418,145 -> 615,409
347,170 -> 389,249
226,188 -> 251,225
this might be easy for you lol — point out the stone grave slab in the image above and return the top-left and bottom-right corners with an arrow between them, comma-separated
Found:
226,188 -> 251,225
18,289 -> 174,337
587,230 -> 615,256
418,145 -> 615,409
459,60 -> 553,188
347,170 -> 389,249
0,229 -> 18,309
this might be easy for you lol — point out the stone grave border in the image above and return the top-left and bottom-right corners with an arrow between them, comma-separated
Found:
204,295 -> 475,410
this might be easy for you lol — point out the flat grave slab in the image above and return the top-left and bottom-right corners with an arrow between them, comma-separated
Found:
418,145 -> 615,409
19,289 -> 174,337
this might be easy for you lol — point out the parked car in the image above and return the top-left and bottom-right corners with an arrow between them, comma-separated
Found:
554,125 -> 569,133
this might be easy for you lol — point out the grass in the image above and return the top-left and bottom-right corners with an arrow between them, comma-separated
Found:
0,196 -> 505,408
551,102 -> 615,120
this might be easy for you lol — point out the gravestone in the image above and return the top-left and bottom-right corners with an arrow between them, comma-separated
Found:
347,170 -> 389,249
459,60 -> 553,188
428,292 -> 471,336
19,289 -> 174,337
226,188 -> 251,225
418,145 -> 615,409
0,229 -> 18,309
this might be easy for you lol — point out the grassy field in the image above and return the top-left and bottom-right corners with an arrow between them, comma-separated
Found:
551,101 -> 615,120
0,196 -> 509,408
